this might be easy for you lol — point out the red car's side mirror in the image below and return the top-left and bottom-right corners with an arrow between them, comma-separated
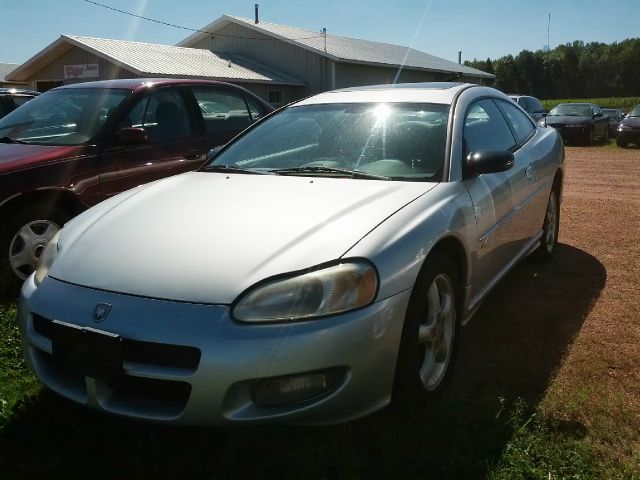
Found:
117,127 -> 147,146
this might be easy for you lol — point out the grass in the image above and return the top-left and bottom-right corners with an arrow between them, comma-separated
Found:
541,97 -> 640,112
0,303 -> 39,427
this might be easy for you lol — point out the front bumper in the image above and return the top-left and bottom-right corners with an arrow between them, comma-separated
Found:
18,275 -> 411,425
617,129 -> 640,145
552,125 -> 590,143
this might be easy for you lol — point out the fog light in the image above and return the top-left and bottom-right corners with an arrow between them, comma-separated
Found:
253,368 -> 343,405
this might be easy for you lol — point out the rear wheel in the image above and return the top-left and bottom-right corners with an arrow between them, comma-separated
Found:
0,206 -> 69,295
394,253 -> 460,400
533,189 -> 560,261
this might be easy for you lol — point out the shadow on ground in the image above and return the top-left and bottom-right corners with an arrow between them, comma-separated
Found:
0,244 -> 606,479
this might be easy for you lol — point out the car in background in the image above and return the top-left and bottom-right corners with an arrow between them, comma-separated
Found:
0,88 -> 39,119
508,94 -> 547,122
540,102 -> 609,145
616,104 -> 640,148
601,108 -> 626,137
0,78 -> 273,290
18,82 -> 564,425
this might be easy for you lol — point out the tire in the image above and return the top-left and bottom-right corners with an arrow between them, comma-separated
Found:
585,129 -> 593,146
533,189 -> 560,262
394,253 -> 461,401
617,137 -> 628,148
0,206 -> 69,296
601,127 -> 609,145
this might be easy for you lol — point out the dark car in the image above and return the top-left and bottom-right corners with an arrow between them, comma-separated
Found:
0,78 -> 273,290
540,103 -> 609,145
601,108 -> 625,137
617,104 -> 640,148
508,94 -> 547,122
0,88 -> 39,119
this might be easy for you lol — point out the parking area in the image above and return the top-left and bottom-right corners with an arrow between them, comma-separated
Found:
0,142 -> 638,477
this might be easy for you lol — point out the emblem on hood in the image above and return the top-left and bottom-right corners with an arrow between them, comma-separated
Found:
93,303 -> 112,322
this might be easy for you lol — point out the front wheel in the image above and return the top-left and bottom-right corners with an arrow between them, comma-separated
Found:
394,253 -> 460,399
0,207 -> 69,294
601,127 -> 609,145
617,137 -> 628,148
533,189 -> 560,261
585,129 -> 593,146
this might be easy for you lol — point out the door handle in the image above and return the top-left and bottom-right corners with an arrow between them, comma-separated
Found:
525,164 -> 535,182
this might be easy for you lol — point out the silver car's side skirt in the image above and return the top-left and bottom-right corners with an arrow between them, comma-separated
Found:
462,231 -> 543,325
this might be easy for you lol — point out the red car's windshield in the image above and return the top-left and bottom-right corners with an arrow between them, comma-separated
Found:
0,88 -> 131,146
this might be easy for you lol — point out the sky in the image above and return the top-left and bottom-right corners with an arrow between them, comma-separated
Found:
1,0 -> 639,65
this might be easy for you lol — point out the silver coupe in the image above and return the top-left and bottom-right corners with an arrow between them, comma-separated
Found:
18,83 -> 564,425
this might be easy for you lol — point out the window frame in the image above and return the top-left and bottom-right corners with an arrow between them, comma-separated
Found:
462,97 -> 519,160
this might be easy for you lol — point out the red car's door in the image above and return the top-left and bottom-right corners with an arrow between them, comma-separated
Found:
98,86 -> 206,199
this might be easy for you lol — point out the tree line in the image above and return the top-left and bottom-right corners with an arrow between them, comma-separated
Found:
464,38 -> 640,99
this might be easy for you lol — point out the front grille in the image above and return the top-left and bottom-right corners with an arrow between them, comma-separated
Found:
30,313 -> 198,419
33,314 -> 201,370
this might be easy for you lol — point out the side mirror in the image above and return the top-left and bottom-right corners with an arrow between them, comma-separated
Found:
117,127 -> 147,146
206,145 -> 223,162
594,111 -> 603,118
465,150 -> 514,178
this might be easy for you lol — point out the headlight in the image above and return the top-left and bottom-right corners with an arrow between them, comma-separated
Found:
34,232 -> 60,286
233,260 -> 378,322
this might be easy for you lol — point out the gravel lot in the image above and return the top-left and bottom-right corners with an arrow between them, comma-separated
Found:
450,142 -> 640,467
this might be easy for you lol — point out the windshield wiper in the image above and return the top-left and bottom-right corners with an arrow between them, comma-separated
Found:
0,136 -> 27,144
203,164 -> 271,175
270,166 -> 391,180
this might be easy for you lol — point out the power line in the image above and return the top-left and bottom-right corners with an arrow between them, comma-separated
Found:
82,0 -> 324,41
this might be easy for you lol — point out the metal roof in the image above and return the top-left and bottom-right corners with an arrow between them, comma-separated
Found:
178,15 -> 494,79
0,63 -> 21,82
6,35 -> 304,86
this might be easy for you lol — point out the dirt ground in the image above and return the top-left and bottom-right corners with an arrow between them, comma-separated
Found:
450,142 -> 640,468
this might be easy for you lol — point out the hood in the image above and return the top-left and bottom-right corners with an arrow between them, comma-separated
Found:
50,172 -> 436,304
621,117 -> 640,129
545,115 -> 592,126
0,143 -> 87,174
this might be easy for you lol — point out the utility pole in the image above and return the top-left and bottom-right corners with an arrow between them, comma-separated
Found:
547,13 -> 551,51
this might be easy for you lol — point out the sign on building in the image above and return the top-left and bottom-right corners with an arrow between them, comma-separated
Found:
63,64 -> 100,79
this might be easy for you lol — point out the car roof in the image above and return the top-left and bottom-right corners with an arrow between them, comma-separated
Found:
55,78 -> 242,92
296,82 -> 476,106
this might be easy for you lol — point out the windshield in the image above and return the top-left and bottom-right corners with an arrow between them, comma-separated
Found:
628,105 -> 640,117
0,88 -> 131,145
205,103 -> 450,181
548,104 -> 593,117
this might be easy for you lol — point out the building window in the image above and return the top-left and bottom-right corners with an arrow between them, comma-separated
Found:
268,90 -> 283,105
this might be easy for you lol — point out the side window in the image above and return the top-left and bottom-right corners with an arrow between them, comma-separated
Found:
496,99 -> 535,145
516,97 -> 528,111
592,105 -> 601,116
463,99 -> 516,155
119,88 -> 193,144
12,95 -> 35,109
191,87 -> 251,134
528,97 -> 544,113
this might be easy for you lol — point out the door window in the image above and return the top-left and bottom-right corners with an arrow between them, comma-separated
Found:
496,99 -> 535,145
191,87 -> 252,134
463,99 -> 516,155
119,88 -> 193,144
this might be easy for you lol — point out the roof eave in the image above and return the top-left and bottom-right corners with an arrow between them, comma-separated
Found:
336,59 -> 495,79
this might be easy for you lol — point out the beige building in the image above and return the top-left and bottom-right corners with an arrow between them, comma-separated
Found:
7,14 -> 493,104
